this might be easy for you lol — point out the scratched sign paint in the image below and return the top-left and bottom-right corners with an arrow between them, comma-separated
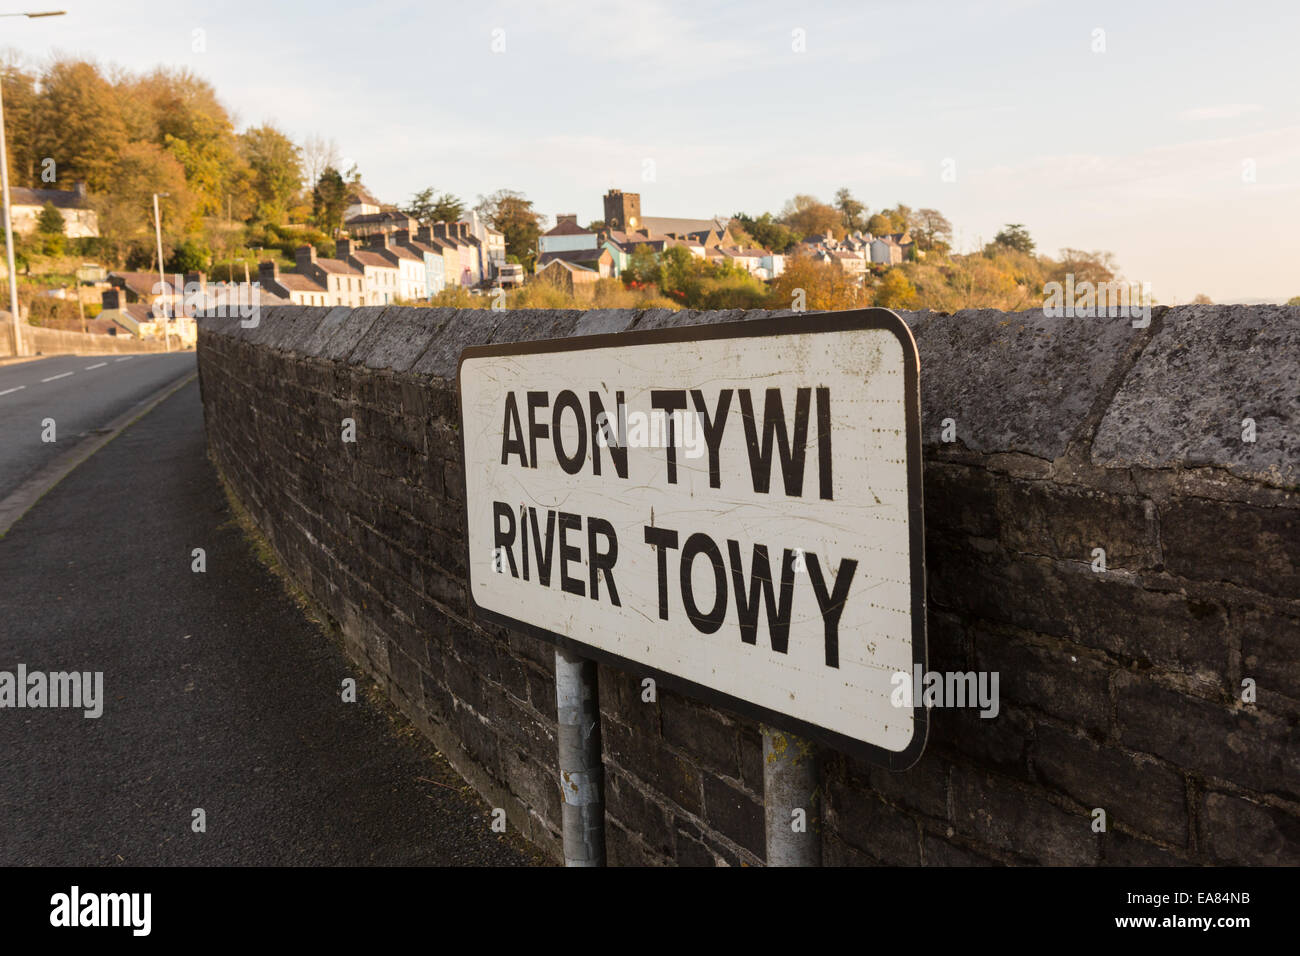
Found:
457,309 -> 927,767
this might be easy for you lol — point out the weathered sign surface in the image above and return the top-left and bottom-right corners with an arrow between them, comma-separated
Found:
458,309 -> 926,767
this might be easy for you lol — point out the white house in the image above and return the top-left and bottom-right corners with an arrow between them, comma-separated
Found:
379,236 -> 428,301
294,245 -> 366,307
469,210 -> 506,280
11,183 -> 98,238
538,214 -> 599,256
338,238 -> 400,304
402,228 -> 447,297
433,222 -> 480,287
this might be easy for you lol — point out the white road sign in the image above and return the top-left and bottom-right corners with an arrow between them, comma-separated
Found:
458,309 -> 926,767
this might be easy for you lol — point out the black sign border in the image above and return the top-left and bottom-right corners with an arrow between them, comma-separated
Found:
457,307 -> 927,771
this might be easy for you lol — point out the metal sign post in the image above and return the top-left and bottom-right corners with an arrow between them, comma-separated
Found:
554,648 -> 605,866
763,728 -> 821,866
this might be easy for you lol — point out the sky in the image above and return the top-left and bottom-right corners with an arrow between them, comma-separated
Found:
4,0 -> 1297,303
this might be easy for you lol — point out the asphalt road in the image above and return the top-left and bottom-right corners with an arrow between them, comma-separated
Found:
0,380 -> 539,866
0,352 -> 198,499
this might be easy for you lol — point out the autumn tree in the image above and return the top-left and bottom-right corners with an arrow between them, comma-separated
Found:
123,67 -> 245,217
1047,248 -> 1118,287
779,195 -> 843,240
1,63 -> 41,187
240,124 -> 303,224
874,268 -> 917,308
731,212 -> 800,252
34,59 -> 127,192
883,204 -> 914,234
767,255 -> 868,311
865,212 -> 894,236
912,208 -> 953,251
94,141 -> 193,268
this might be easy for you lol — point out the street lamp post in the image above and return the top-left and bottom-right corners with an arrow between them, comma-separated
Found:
153,191 -> 170,352
0,10 -> 67,357
0,76 -> 20,355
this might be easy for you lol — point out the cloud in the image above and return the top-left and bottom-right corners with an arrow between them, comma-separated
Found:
1178,104 -> 1265,121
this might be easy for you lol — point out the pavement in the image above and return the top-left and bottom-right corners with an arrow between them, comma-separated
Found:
0,375 -> 540,866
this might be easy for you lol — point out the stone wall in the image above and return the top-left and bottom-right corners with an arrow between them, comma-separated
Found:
2,322 -> 172,357
197,304 -> 1300,866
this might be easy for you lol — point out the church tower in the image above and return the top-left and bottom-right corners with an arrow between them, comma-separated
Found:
603,189 -> 641,232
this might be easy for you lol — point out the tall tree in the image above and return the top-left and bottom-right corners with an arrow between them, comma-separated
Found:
881,203 -> 914,235
301,135 -> 341,194
865,212 -> 894,236
475,189 -> 542,267
732,212 -> 801,252
1049,248 -> 1117,287
34,59 -> 127,192
991,223 -> 1035,254
404,187 -> 439,222
124,67 -> 245,216
312,167 -> 348,236
430,193 -> 465,223
1,64 -> 40,187
912,208 -> 953,251
93,141 -> 193,267
240,124 -> 303,224
779,194 -> 843,239
833,187 -> 866,232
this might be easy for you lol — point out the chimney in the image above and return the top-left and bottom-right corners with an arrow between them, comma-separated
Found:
101,288 -> 121,310
73,182 -> 88,202
416,225 -> 433,244
336,238 -> 352,258
294,245 -> 316,270
370,232 -> 390,249
433,222 -> 449,239
258,260 -> 278,284
395,229 -> 410,245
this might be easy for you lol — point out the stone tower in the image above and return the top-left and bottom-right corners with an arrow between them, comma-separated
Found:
603,189 -> 641,232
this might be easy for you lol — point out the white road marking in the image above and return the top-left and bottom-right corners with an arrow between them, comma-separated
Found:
114,356 -> 134,362
0,385 -> 25,396
84,362 -> 107,370
41,371 -> 74,382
